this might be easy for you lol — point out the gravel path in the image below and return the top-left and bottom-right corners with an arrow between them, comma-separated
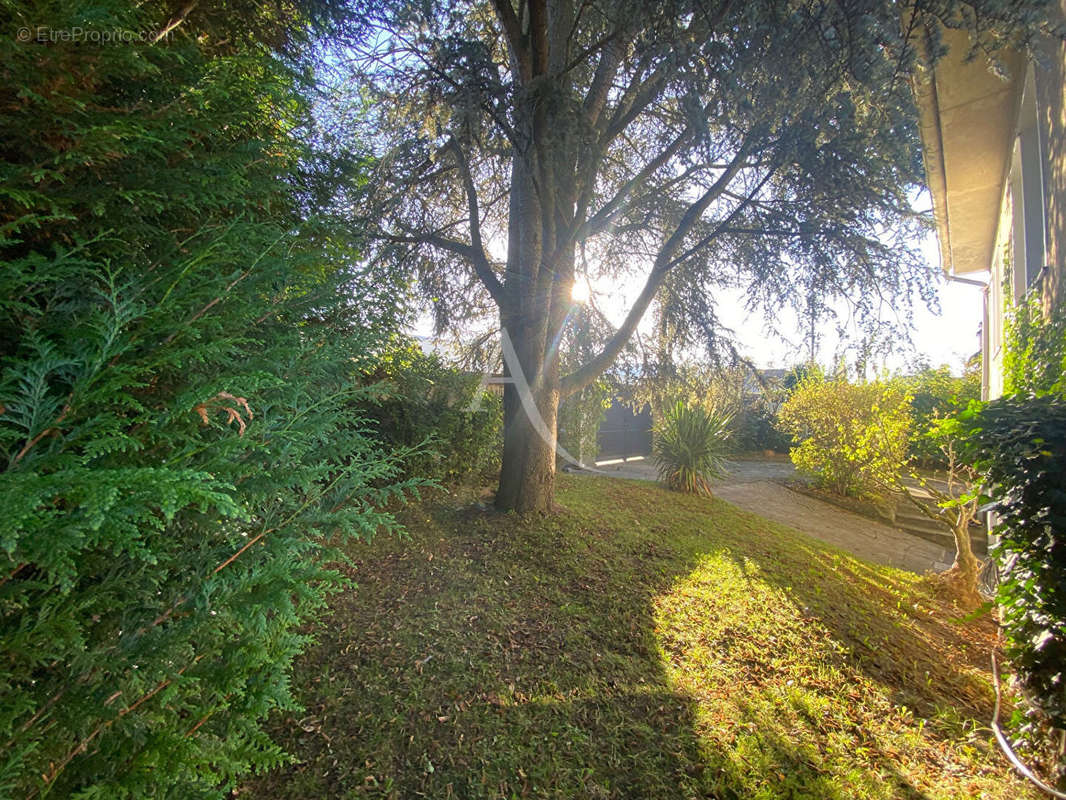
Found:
574,458 -> 953,574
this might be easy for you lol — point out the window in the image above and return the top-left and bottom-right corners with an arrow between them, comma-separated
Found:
1011,65 -> 1048,297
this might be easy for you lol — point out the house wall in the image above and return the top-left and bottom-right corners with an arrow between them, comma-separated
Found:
985,196 -> 1014,399
981,11 -> 1064,400
1034,0 -> 1066,311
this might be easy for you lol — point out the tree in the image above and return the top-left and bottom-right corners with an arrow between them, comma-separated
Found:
351,0 -> 1049,512
897,433 -> 983,601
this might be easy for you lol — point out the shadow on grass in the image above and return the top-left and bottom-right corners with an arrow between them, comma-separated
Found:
722,534 -> 997,717
251,498 -> 716,798
246,476 -> 1016,800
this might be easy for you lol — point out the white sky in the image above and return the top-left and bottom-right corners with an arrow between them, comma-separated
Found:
414,231 -> 984,377
689,233 -> 984,374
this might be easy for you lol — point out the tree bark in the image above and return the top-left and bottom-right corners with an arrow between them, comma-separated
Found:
496,373 -> 559,513
950,515 -> 981,601
492,69 -> 578,512
495,299 -> 562,511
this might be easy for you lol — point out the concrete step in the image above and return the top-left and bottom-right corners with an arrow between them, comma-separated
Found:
895,509 -> 983,532
893,517 -> 988,556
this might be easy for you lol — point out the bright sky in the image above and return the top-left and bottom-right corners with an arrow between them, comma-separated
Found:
414,231 -> 984,377
592,232 -> 984,374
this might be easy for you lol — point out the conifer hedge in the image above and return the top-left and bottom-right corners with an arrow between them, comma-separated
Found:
0,2 -> 417,796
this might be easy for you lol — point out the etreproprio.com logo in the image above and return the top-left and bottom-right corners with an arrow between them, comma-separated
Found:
16,26 -> 171,43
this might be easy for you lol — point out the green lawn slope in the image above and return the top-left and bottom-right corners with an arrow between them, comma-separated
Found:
248,475 -> 1031,799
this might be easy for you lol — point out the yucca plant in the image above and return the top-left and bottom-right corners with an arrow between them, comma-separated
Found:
653,401 -> 732,495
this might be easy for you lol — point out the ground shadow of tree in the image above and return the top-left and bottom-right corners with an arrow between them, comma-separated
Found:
246,476 -> 1020,799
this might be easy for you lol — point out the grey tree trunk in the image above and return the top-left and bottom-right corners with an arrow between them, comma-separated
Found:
496,373 -> 560,513
493,105 -> 576,512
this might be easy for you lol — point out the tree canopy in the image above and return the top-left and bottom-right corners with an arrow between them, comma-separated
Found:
345,0 -> 1051,511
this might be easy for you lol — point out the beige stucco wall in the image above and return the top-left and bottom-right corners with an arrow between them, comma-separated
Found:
912,12 -> 1063,399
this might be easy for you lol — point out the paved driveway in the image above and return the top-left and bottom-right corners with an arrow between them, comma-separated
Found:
577,458 -> 953,574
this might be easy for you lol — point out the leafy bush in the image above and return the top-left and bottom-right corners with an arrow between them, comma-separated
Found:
901,364 -> 981,463
653,401 -> 731,494
954,397 -> 1066,759
777,376 -> 912,501
954,288 -> 1066,773
733,399 -> 791,454
557,379 -> 610,467
0,3 -> 419,797
362,344 -> 502,484
1004,294 -> 1066,396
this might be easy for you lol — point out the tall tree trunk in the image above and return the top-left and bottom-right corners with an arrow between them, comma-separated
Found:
494,87 -> 576,513
495,312 -> 560,512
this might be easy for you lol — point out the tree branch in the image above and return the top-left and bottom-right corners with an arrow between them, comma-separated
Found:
661,164 -> 779,272
446,139 -> 507,306
152,0 -> 197,44
561,138 -> 757,396
491,0 -> 531,80
576,124 -> 695,242
528,0 -> 550,76
381,229 -> 506,308
597,0 -> 734,144
580,31 -> 626,126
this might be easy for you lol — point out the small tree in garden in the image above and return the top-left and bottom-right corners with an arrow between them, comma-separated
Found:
653,401 -> 731,495
893,427 -> 983,601
777,375 -> 912,505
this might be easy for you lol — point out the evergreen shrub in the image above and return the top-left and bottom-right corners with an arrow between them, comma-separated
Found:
653,401 -> 731,495
362,343 -> 502,484
0,2 -> 418,796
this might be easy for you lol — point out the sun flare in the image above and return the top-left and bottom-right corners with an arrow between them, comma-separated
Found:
570,279 -> 591,304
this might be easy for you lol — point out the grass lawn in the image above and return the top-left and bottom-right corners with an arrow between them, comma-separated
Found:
246,475 -> 1031,799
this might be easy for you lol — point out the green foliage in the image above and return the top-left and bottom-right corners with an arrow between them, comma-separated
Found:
777,375 -> 912,501
636,364 -> 788,454
632,363 -> 722,422
1003,292 -> 1066,396
557,379 -> 610,467
781,363 -> 822,395
0,2 -> 415,797
362,343 -> 502,484
653,401 -> 731,495
953,287 -> 1066,769
953,397 -> 1066,747
732,397 -> 791,454
901,364 -> 981,463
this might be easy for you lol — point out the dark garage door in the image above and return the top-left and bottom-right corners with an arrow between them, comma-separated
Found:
596,401 -> 652,461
